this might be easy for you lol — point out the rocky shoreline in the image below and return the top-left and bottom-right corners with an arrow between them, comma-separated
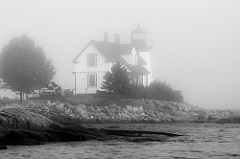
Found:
1,99 -> 240,149
0,106 -> 112,149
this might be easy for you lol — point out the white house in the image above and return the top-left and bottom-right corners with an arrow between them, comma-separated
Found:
73,25 -> 153,94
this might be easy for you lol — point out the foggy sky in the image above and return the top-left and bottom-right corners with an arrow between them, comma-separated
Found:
1,0 -> 240,109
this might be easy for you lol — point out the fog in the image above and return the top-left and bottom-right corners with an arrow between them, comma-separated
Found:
0,0 -> 240,109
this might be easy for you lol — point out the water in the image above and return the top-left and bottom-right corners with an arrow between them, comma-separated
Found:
1,124 -> 240,159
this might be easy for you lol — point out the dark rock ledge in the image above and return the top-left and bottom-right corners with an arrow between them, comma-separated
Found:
0,107 -> 181,150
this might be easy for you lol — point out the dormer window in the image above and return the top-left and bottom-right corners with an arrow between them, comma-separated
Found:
87,53 -> 97,67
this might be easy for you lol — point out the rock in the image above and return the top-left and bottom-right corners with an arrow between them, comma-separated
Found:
139,105 -> 144,112
108,103 -> 117,107
4,139 -> 42,146
77,104 -> 87,110
132,107 -> 139,114
5,117 -> 18,129
0,144 -> 7,150
122,107 -> 129,114
119,112 -> 130,120
142,101 -> 156,110
0,108 -> 53,131
140,112 -> 146,117
21,130 -> 47,142
106,106 -> 117,114
0,114 -> 9,128
46,100 -> 51,107
63,102 -> 72,110
94,113 -> 102,120
126,105 -> 132,111
71,105 -> 88,118
15,115 -> 29,129
161,105 -> 172,111
2,129 -> 27,142
51,102 -> 65,112
41,105 -> 49,111
216,114 -> 240,123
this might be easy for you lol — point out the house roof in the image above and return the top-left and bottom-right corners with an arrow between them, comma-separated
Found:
138,55 -> 147,65
126,64 -> 149,75
91,40 -> 133,59
73,40 -> 150,75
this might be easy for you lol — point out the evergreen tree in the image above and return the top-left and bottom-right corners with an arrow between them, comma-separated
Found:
101,62 -> 130,94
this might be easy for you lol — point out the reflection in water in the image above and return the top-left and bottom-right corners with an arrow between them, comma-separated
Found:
1,124 -> 240,159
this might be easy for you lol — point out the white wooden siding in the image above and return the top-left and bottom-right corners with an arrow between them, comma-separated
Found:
139,51 -> 153,85
74,44 -> 110,73
121,48 -> 137,65
74,44 -> 110,94
75,72 -> 107,94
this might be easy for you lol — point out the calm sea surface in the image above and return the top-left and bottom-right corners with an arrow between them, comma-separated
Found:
1,123 -> 240,159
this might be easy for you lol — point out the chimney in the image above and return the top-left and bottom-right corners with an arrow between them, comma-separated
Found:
115,33 -> 120,44
104,32 -> 108,42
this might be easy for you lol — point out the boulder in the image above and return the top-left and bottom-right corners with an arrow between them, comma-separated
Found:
0,108 -> 53,131
77,104 -> 87,110
71,105 -> 88,118
0,114 -> 9,128
0,144 -> 7,150
107,106 -> 117,114
126,105 -> 132,111
51,102 -> 65,112
41,106 -> 49,112
142,101 -> 156,110
45,100 -> 51,107
119,112 -> 130,120
132,107 -> 139,114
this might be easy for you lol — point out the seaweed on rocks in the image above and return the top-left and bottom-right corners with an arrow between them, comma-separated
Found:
0,122 -> 184,148
0,106 -> 185,149
0,144 -> 7,150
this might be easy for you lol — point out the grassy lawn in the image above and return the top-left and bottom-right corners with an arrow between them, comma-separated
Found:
0,98 -> 47,105
0,99 -> 19,105
1,94 -> 146,107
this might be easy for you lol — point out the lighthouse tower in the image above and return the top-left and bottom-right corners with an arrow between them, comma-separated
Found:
131,24 -> 153,85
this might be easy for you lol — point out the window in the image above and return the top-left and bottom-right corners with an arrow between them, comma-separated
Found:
87,53 -> 97,67
133,34 -> 138,39
87,74 -> 97,87
139,34 -> 145,39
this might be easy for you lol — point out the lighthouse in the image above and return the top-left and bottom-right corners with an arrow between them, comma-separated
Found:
131,24 -> 154,85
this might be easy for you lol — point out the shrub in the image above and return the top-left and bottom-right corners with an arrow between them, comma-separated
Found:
146,80 -> 184,102
127,80 -> 184,102
63,89 -> 74,97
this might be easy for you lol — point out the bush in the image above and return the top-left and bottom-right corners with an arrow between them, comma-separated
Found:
147,80 -> 184,102
63,89 -> 74,97
128,80 -> 184,102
